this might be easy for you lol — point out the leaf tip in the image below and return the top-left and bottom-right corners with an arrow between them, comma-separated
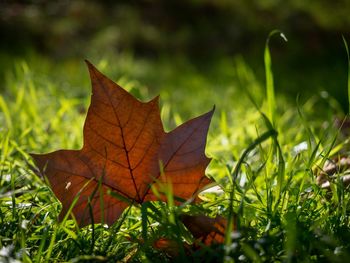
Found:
205,105 -> 215,120
84,60 -> 98,75
84,59 -> 93,67
150,95 -> 160,104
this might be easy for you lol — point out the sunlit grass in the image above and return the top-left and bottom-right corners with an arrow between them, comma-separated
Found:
1,49 -> 350,262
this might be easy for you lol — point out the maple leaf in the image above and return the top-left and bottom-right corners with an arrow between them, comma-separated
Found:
31,61 -> 214,226
181,215 -> 229,245
153,215 -> 233,257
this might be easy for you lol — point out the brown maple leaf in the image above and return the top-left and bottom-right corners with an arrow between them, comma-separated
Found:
153,215 -> 233,257
181,215 -> 228,246
31,61 -> 214,226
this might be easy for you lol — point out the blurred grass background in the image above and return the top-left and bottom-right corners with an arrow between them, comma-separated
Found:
3,2 -> 350,261
1,0 -> 350,111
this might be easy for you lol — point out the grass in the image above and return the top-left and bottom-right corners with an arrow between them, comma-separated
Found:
1,47 -> 350,262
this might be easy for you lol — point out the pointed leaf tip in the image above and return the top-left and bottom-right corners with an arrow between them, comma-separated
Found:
84,59 -> 93,67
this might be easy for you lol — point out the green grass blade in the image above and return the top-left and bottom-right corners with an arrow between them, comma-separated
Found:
141,202 -> 150,244
296,95 -> 316,157
0,95 -> 12,130
342,35 -> 350,114
264,30 -> 287,125
45,226 -> 57,261
259,113 -> 285,204
108,189 -> 134,205
34,227 -> 49,262
0,132 -> 10,163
